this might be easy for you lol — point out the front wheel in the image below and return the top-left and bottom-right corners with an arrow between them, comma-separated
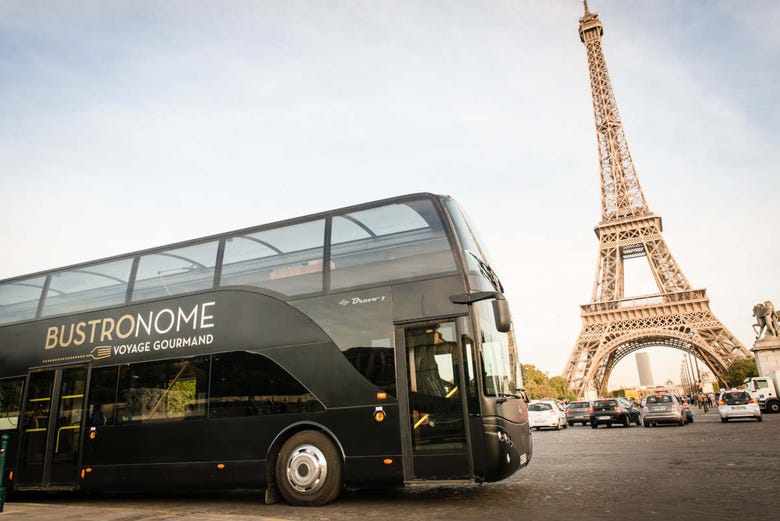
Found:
768,401 -> 780,414
276,430 -> 343,506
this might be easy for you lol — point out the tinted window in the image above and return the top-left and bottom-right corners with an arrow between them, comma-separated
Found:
116,356 -> 209,423
0,377 -> 24,431
570,402 -> 589,409
646,395 -> 673,404
342,347 -> 396,397
722,392 -> 751,405
87,367 -> 119,426
209,351 -> 322,418
42,259 -> 133,316
0,276 -> 46,324
133,242 -> 218,301
221,220 -> 325,296
330,200 -> 456,290
529,403 -> 552,411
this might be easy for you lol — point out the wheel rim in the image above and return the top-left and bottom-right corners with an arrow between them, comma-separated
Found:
285,443 -> 328,494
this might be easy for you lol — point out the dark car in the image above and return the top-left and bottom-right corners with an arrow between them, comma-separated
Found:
565,400 -> 591,426
616,397 -> 642,426
589,398 -> 633,428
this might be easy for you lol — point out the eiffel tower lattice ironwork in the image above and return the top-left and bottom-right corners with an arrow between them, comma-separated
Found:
563,2 -> 750,398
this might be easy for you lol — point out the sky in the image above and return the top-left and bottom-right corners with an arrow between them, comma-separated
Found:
1,0 -> 778,389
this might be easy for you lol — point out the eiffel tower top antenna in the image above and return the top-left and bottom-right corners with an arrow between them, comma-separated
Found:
579,1 -> 649,222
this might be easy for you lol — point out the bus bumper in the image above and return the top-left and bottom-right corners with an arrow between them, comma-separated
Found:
481,417 -> 532,482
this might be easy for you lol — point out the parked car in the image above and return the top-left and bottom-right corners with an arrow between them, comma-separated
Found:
718,390 -> 762,423
616,397 -> 642,426
642,392 -> 686,427
589,398 -> 633,428
528,400 -> 567,430
565,400 -> 591,426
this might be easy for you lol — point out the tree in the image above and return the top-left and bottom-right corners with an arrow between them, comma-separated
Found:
549,376 -> 576,402
520,365 -> 574,401
521,364 -> 554,400
723,358 -> 758,388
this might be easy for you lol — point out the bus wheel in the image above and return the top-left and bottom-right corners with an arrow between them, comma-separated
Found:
276,430 -> 342,506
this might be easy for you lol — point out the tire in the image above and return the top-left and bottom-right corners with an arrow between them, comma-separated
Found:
757,416 -> 763,422
275,430 -> 342,506
568,421 -> 574,427
623,415 -> 630,428
721,418 -> 728,423
591,422 -> 598,429
768,401 -> 780,414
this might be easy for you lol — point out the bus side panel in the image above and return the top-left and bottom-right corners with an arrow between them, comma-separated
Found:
318,405 -> 403,487
81,405 -> 404,491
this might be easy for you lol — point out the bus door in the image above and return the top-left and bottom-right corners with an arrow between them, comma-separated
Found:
15,364 -> 88,490
395,320 -> 473,481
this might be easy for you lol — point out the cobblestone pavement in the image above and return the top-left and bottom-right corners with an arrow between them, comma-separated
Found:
3,408 -> 778,520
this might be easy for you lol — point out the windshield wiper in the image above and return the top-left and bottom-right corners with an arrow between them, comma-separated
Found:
467,251 -> 504,292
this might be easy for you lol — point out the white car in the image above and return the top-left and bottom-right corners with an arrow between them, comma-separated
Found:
528,400 -> 567,430
718,390 -> 762,422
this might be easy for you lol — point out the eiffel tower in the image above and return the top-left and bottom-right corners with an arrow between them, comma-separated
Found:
563,2 -> 751,398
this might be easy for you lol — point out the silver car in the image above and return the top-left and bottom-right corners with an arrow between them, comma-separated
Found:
642,392 -> 686,427
718,390 -> 762,422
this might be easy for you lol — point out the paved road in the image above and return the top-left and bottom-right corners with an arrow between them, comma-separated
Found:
3,408 -> 778,520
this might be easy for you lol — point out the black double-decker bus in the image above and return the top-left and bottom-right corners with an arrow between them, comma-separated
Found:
0,193 -> 531,506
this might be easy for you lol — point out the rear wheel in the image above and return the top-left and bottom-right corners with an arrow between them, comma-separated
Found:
623,415 -> 630,428
768,401 -> 780,413
721,418 -> 728,423
591,422 -> 598,429
275,430 -> 342,506
757,416 -> 763,422
642,420 -> 649,428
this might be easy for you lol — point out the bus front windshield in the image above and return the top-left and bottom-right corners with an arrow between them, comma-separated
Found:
474,300 -> 518,397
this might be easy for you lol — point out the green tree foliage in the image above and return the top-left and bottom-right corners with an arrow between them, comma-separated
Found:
521,365 -> 573,401
549,376 -> 577,402
724,358 -> 758,388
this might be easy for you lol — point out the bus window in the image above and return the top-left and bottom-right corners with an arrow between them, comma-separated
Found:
0,276 -> 46,324
220,220 -> 325,296
132,242 -> 218,301
209,352 -> 323,418
0,377 -> 24,431
474,300 -> 516,397
116,357 -> 209,423
87,366 -> 119,426
42,259 -> 133,317
342,346 -> 396,397
330,201 -> 457,290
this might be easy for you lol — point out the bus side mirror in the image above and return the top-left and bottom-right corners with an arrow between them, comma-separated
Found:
493,298 -> 511,333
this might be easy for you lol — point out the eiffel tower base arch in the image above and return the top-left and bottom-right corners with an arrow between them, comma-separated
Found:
564,291 -> 750,398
